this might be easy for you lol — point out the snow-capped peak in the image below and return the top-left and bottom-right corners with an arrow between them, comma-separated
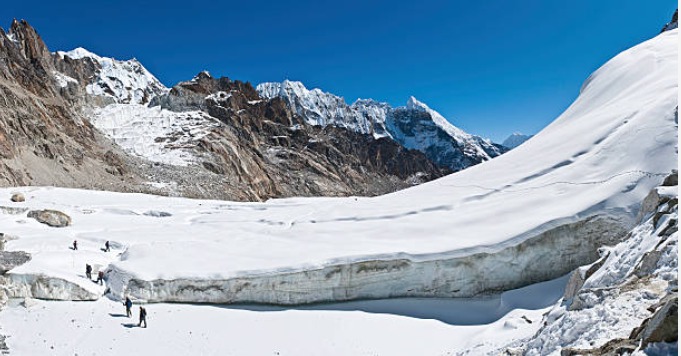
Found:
56,47 -> 168,105
501,132 -> 533,149
58,46 -> 101,61
257,80 -> 504,170
405,96 -> 468,139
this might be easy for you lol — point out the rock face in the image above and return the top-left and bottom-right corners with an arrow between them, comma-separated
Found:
27,209 -> 71,227
257,80 -> 507,171
143,72 -> 448,200
0,19 -> 448,201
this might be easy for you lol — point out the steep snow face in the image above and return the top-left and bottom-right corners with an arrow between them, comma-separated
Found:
90,104 -> 220,166
502,133 -> 533,149
257,81 -> 504,170
56,47 -> 168,104
256,80 -> 391,138
388,97 -> 505,170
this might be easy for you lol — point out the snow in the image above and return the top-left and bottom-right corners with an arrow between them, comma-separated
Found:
57,47 -> 168,104
0,29 -> 676,305
89,104 -> 220,166
0,276 -> 567,356
51,71 -> 78,88
257,80 -> 392,138
524,182 -> 677,354
257,81 -> 503,170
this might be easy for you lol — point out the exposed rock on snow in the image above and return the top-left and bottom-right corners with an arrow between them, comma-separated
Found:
0,206 -> 28,215
661,9 -> 678,32
10,193 -> 24,202
521,174 -> 678,355
27,210 -> 71,227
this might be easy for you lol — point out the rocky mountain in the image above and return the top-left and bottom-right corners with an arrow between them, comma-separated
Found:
257,80 -> 506,171
0,19 -> 448,201
0,19 -> 142,190
54,47 -> 168,105
501,132 -> 533,149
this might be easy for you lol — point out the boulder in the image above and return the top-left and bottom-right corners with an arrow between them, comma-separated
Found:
10,193 -> 25,202
27,209 -> 72,227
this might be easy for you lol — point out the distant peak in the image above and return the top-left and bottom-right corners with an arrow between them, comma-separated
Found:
406,96 -> 428,111
192,71 -> 212,81
60,47 -> 101,60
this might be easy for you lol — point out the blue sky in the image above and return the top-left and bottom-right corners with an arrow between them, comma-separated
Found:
3,1 -> 676,142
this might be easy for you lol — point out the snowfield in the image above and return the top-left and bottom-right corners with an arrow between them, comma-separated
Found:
0,20 -> 676,356
0,29 -> 677,306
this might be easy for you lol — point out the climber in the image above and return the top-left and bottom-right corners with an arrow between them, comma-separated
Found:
138,306 -> 147,328
96,270 -> 104,285
124,297 -> 133,318
85,264 -> 92,280
104,240 -> 111,252
72,240 -> 78,250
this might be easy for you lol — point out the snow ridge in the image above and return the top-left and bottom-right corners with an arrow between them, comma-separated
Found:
57,47 -> 169,105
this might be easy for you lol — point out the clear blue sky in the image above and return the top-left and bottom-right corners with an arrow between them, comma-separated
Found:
3,1 -> 676,142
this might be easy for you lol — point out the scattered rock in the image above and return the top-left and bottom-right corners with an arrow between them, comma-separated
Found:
143,210 -> 172,218
0,251 -> 31,273
10,193 -> 25,202
20,297 -> 38,308
631,295 -> 678,345
27,209 -> 72,227
0,206 -> 29,215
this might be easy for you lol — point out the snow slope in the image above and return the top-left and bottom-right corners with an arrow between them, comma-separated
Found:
89,104 -> 220,166
0,29 -> 676,305
56,47 -> 168,104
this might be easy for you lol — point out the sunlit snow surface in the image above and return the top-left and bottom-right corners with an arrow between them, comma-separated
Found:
0,26 -> 675,356
7,29 -> 675,282
0,277 -> 567,355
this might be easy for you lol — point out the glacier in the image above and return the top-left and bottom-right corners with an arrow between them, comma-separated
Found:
0,29 -> 676,307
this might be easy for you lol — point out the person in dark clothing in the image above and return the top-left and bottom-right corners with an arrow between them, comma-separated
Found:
85,264 -> 92,280
104,241 -> 111,252
138,306 -> 147,328
96,270 -> 104,285
124,297 -> 133,317
72,240 -> 78,250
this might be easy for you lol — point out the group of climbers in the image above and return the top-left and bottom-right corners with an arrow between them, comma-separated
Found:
74,239 -> 149,328
77,240 -> 111,285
